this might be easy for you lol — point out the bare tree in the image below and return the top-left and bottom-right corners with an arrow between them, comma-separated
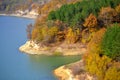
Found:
26,23 -> 33,40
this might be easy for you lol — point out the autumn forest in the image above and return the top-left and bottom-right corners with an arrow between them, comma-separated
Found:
1,0 -> 120,80
25,0 -> 120,80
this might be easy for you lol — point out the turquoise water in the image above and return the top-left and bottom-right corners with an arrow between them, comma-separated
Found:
0,16 -> 81,80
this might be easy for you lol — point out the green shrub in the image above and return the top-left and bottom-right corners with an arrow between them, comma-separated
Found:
101,24 -> 120,61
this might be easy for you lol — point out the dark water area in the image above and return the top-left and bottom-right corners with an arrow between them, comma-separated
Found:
0,16 -> 81,80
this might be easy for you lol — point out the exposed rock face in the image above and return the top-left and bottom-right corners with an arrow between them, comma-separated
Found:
15,9 -> 38,19
54,66 -> 72,80
54,60 -> 97,80
19,40 -> 87,56
19,41 -> 51,55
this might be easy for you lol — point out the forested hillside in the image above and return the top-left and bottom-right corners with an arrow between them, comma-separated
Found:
26,0 -> 120,79
29,0 -> 120,44
48,0 -> 120,26
2,0 -> 120,80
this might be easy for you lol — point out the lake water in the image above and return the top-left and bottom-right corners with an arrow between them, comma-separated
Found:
0,16 -> 81,80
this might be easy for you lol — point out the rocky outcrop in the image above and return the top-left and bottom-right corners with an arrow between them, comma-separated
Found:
54,66 -> 73,80
14,9 -> 38,19
54,60 -> 97,80
19,41 -> 51,55
19,41 -> 87,56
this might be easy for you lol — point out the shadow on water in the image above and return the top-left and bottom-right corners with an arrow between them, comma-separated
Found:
28,55 -> 81,79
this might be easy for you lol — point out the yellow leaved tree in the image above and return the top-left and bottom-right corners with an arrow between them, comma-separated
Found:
65,27 -> 80,44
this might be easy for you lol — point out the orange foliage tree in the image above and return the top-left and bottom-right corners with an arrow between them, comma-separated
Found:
82,13 -> 98,43
87,28 -> 106,54
83,13 -> 98,32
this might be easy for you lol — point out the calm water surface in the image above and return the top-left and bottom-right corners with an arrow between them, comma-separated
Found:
0,16 -> 81,80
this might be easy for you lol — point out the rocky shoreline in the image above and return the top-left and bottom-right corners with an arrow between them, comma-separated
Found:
19,41 -> 87,56
19,41 -> 52,55
0,13 -> 37,19
19,41 -> 89,80
54,60 -> 96,80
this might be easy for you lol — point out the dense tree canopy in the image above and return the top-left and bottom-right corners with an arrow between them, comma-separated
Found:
48,0 -> 120,27
101,24 -> 120,61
